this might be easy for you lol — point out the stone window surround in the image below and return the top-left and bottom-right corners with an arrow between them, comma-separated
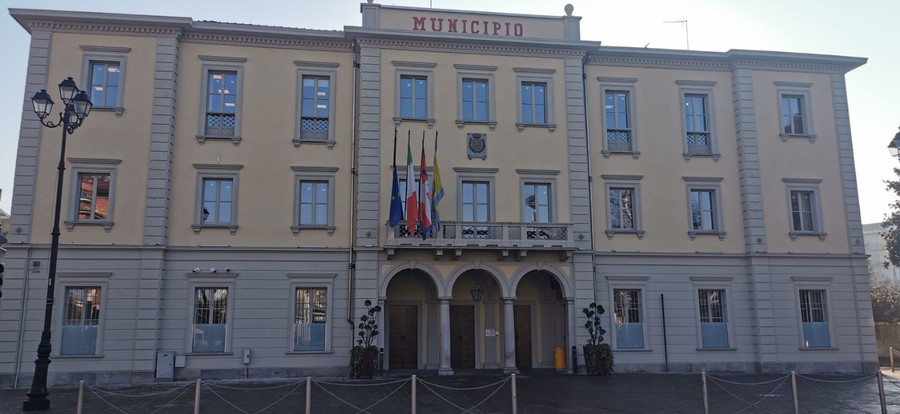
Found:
690,276 -> 736,351
783,178 -> 826,240
392,60 -> 436,128
602,174 -> 644,239
677,80 -> 721,161
775,81 -> 817,142
454,167 -> 498,222
196,55 -> 247,145
516,169 -> 559,223
65,158 -> 120,232
791,276 -> 836,351
185,271 -> 238,355
52,272 -> 112,359
294,60 -> 340,149
598,77 -> 639,158
80,45 -> 130,116
286,272 -> 337,354
514,67 -> 556,132
292,166 -> 338,235
606,275 -> 651,352
192,164 -> 242,234
683,176 -> 726,240
454,64 -> 497,130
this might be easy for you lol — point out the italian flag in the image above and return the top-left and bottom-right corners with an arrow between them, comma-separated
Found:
405,137 -> 418,230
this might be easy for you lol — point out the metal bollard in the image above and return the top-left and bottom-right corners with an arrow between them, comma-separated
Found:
571,346 -> 578,375
76,380 -> 84,414
379,348 -> 385,376
306,376 -> 312,414
891,347 -> 895,373
878,371 -> 888,414
790,371 -> 799,414
193,378 -> 201,414
411,375 -> 417,414
511,373 -> 518,414
701,371 -> 709,414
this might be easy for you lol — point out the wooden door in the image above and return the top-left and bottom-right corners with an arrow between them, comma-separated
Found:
514,305 -> 532,370
388,305 -> 418,369
450,305 -> 475,369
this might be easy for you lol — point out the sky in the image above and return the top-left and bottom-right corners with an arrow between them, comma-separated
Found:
0,0 -> 898,225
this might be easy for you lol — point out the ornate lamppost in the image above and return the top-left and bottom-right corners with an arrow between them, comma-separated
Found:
889,127 -> 900,162
23,77 -> 92,411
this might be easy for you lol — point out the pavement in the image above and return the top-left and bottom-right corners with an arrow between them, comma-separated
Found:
1,368 -> 899,413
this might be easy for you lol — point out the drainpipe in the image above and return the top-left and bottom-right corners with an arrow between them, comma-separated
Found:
14,247 -> 34,388
347,39 -> 360,344
580,52 -> 595,253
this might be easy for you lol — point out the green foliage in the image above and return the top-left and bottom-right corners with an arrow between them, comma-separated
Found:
584,343 -> 614,376
882,168 -> 900,267
872,284 -> 900,322
582,302 -> 607,346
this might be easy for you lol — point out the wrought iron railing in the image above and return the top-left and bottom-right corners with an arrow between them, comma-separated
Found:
386,221 -> 574,249
300,116 -> 329,140
606,129 -> 632,152
205,112 -> 236,136
686,131 -> 711,155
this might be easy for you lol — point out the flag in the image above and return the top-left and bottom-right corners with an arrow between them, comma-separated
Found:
388,127 -> 403,228
418,133 -> 433,239
431,132 -> 444,231
405,132 -> 418,231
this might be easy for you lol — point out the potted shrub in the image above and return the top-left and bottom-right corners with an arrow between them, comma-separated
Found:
350,300 -> 382,379
582,302 -> 614,375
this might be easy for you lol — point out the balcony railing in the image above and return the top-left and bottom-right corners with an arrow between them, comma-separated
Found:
686,131 -> 711,155
385,221 -> 575,250
205,112 -> 236,137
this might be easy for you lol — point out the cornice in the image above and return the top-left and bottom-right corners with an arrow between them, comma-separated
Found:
358,37 -> 586,59
589,53 -> 731,72
182,31 -> 351,52
27,20 -> 183,37
589,48 -> 866,74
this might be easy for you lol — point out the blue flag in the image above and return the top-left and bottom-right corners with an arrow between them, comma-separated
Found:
388,128 -> 404,227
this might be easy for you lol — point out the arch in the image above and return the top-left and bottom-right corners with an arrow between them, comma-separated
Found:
509,263 -> 572,299
444,262 -> 509,299
380,261 -> 445,299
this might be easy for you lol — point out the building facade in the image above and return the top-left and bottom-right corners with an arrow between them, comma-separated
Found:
0,3 -> 876,386
863,222 -> 900,285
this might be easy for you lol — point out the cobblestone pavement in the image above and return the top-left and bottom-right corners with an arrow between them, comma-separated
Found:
2,369 -> 900,413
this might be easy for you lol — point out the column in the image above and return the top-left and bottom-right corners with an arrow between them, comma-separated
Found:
567,298 -> 576,373
438,298 -> 453,375
502,298 -> 518,374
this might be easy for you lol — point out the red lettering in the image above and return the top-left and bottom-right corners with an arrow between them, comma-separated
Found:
448,19 -> 458,33
471,20 -> 479,34
462,19 -> 468,33
413,17 -> 427,31
492,22 -> 501,35
514,23 -> 523,37
430,17 -> 444,31
505,22 -> 511,36
483,21 -> 488,34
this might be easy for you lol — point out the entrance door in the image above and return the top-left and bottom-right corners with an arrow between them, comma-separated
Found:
389,305 -> 418,369
514,305 -> 532,369
450,305 -> 475,369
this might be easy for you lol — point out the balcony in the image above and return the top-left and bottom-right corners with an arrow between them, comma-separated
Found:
385,221 -> 576,261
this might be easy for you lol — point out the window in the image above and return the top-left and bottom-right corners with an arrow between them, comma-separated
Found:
198,56 -> 245,143
784,178 -> 825,240
599,77 -> 639,156
776,81 -> 815,141
66,159 -> 119,231
193,164 -> 241,234
614,289 -> 644,349
80,46 -> 128,114
292,166 -> 337,234
603,175 -> 644,238
684,177 -> 726,239
520,82 -> 546,124
294,288 -> 328,351
799,289 -> 830,348
523,183 -> 551,223
678,80 -> 719,160
461,181 -> 490,222
514,67 -> 557,131
192,287 -> 229,353
295,61 -> 338,147
455,64 -> 497,129
393,61 -> 435,127
698,289 -> 729,348
61,287 -> 101,355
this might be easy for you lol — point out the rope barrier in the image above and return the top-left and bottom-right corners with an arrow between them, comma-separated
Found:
796,374 -> 875,384
706,374 -> 789,414
314,377 -> 410,387
87,382 -> 194,397
312,377 -> 410,414
149,383 -> 196,414
417,376 -> 510,390
206,381 -> 304,391
706,374 -> 790,386
203,379 -> 306,414
798,376 -> 872,414
417,376 -> 510,413
86,386 -> 130,414
84,382 -> 195,414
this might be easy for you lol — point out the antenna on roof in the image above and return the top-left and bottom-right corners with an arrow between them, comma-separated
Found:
663,18 -> 690,50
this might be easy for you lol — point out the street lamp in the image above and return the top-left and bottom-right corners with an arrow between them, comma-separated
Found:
23,77 -> 92,411
889,126 -> 900,162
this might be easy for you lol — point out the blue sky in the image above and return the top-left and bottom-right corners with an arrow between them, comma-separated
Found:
1,0 -> 897,225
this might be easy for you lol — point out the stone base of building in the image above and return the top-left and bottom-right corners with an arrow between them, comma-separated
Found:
613,360 -> 880,374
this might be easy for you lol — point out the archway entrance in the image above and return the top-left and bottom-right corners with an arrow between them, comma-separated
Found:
385,269 -> 439,370
448,269 -> 503,370
514,270 -> 566,370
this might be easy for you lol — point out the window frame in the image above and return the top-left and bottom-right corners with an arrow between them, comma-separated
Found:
392,61 -> 436,128
677,80 -> 720,161
197,56 -> 246,144
53,272 -> 111,358
455,64 -> 497,130
292,166 -> 338,235
286,272 -> 336,354
783,178 -> 826,240
294,61 -> 339,148
514,67 -> 556,132
185,272 -> 237,355
517,169 -> 559,224
454,167 -> 498,223
775,81 -> 816,142
193,164 -> 242,234
683,177 -> 726,240
80,45 -> 129,115
598,77 -> 639,157
691,276 -> 736,351
602,175 -> 644,239
65,158 -> 120,232
606,276 -> 650,352
792,277 -> 835,350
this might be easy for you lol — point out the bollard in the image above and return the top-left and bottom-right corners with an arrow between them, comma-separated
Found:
306,376 -> 312,414
193,378 -> 201,414
790,371 -> 799,414
76,380 -> 84,414
571,346 -> 578,375
701,371 -> 709,414
411,375 -> 417,414
891,347 -> 895,373
379,348 -> 385,376
511,373 -> 518,414
878,371 -> 888,414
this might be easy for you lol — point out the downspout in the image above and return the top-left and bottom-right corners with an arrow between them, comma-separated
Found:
580,51 -> 595,254
347,38 -> 360,344
14,247 -> 34,388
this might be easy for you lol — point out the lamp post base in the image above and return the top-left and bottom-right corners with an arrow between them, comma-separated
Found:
23,394 -> 50,411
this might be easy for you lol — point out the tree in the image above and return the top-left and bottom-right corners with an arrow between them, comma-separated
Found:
871,284 -> 900,322
882,168 -> 900,267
